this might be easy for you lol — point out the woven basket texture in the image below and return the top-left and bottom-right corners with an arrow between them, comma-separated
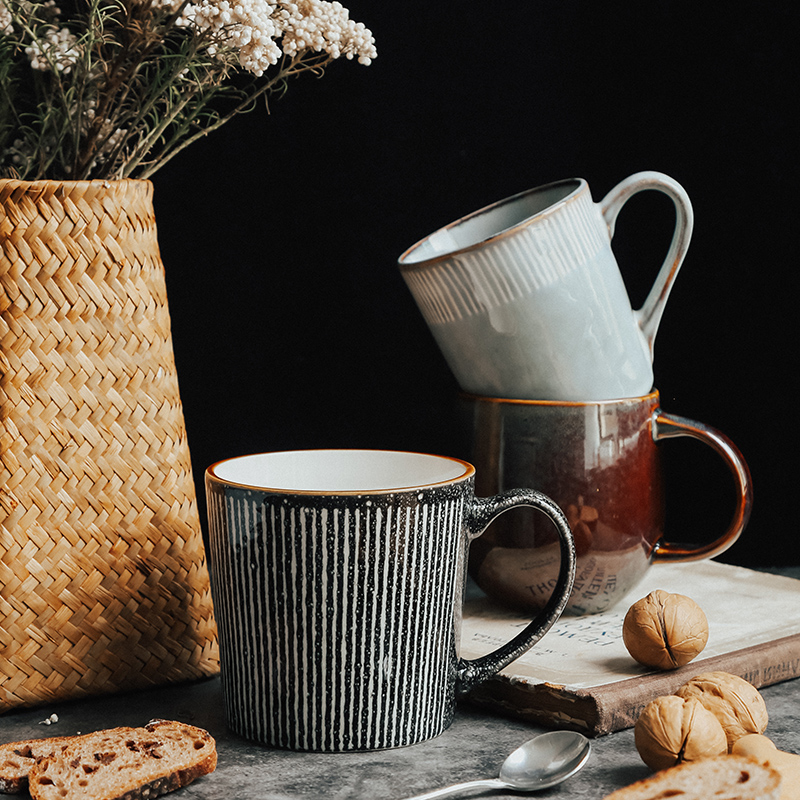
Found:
0,179 -> 219,711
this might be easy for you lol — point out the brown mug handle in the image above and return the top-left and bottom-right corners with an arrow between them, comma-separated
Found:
651,410 -> 753,561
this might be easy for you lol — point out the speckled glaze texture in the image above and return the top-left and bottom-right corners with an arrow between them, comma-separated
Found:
463,392 -> 752,615
398,172 -> 693,401
205,451 -> 576,752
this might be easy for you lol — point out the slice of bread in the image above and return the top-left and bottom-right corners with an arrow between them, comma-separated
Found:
0,735 -> 76,794
602,755 -> 782,800
3,720 -> 215,800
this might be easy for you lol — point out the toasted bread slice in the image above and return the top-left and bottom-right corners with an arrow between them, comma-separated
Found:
602,754 -> 782,800
14,720 -> 215,800
0,735 -> 76,794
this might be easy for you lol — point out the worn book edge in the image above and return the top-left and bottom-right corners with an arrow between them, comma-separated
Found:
466,633 -> 800,736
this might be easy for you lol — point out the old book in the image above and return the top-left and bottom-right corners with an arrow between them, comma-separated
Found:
460,561 -> 800,736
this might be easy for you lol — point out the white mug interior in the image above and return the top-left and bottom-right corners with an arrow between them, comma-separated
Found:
399,179 -> 580,265
209,449 -> 473,493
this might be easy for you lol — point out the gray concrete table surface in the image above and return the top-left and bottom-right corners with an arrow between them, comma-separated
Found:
2,673 -> 799,798
2,566 -> 798,799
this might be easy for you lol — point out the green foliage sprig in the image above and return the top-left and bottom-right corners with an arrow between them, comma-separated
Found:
0,0 -> 375,180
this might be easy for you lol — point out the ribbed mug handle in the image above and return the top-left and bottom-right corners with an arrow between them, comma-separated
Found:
600,171 -> 694,353
455,489 -> 576,696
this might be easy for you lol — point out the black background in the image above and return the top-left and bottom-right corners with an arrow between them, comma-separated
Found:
152,3 -> 798,568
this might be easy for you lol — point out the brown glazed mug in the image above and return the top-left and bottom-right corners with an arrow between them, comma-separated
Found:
463,390 -> 752,615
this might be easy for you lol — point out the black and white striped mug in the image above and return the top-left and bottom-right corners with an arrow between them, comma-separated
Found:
205,449 -> 576,752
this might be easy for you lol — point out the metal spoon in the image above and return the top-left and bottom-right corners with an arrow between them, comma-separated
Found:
401,730 -> 591,799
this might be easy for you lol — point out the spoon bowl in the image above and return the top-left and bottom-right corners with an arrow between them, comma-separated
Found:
402,730 -> 591,799
500,730 -> 592,790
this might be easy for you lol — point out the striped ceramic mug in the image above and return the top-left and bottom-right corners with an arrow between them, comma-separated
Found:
206,449 -> 576,752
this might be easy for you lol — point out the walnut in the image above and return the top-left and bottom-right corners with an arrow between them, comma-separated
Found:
675,671 -> 768,749
622,589 -> 709,669
634,695 -> 728,771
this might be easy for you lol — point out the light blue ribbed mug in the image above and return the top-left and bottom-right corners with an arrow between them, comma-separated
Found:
206,449 -> 575,751
398,171 -> 693,401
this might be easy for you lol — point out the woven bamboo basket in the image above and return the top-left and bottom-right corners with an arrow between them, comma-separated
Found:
0,179 -> 219,711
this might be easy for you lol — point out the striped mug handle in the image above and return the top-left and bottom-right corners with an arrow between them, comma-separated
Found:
457,489 -> 577,695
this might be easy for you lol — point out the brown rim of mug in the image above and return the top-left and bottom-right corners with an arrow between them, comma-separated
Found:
397,177 -> 586,269
205,448 -> 477,496
459,389 -> 661,407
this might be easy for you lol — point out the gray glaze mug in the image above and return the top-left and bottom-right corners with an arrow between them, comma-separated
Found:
206,449 -> 576,751
398,171 -> 693,401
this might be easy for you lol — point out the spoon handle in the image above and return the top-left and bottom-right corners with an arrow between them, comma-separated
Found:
400,778 -> 505,800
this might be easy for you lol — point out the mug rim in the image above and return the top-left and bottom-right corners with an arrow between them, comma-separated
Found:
397,177 -> 586,270
206,448 -> 476,495
459,389 -> 661,407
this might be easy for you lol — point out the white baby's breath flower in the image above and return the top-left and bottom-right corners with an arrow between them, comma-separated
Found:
3,134 -> 57,173
0,0 -> 375,179
150,0 -> 196,26
25,25 -> 80,73
187,0 -> 375,76
190,0 -> 282,76
0,0 -> 13,34
279,0 -> 376,65
6,0 -> 61,30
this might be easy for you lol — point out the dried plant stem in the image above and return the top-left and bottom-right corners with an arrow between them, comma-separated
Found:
134,51 -> 330,179
0,0 -> 376,179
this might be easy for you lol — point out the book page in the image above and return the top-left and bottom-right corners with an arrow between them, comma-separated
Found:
460,561 -> 800,689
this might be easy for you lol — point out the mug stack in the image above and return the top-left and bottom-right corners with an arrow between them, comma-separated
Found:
399,172 -> 751,615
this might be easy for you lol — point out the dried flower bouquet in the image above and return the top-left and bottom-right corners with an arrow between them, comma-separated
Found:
0,0 -> 376,180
